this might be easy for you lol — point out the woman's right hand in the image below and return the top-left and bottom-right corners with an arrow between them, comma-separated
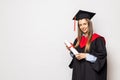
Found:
65,45 -> 70,51
75,53 -> 87,60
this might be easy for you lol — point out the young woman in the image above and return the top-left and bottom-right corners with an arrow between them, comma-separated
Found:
67,10 -> 107,80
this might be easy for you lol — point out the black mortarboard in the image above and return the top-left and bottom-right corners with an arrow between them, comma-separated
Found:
73,10 -> 96,20
73,10 -> 96,31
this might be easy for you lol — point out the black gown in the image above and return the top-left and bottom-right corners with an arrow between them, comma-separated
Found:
69,35 -> 107,80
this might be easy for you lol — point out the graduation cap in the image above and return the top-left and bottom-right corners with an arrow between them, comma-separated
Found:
73,10 -> 96,31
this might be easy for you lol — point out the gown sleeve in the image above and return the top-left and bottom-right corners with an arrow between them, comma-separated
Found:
90,37 -> 107,72
69,38 -> 77,68
85,53 -> 97,63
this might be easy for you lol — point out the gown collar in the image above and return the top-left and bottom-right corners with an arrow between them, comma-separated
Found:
79,33 -> 101,48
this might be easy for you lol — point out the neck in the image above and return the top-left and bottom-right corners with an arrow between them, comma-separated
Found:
83,33 -> 88,37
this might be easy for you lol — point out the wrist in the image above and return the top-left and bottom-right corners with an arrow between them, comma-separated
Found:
85,53 -> 89,58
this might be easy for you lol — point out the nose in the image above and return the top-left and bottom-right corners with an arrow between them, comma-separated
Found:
80,24 -> 85,28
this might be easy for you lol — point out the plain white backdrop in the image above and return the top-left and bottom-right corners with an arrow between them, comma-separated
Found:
0,0 -> 120,80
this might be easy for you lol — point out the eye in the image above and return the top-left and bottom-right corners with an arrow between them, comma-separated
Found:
83,23 -> 87,25
79,24 -> 82,26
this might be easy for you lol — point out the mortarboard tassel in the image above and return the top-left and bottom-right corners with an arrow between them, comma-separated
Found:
74,17 -> 76,31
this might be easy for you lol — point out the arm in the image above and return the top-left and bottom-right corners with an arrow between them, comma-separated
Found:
75,53 -> 97,63
69,38 -> 77,68
90,37 -> 107,72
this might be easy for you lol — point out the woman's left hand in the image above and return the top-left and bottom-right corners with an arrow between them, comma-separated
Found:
75,53 -> 87,60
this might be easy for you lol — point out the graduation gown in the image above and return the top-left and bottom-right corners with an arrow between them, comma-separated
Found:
69,33 -> 107,80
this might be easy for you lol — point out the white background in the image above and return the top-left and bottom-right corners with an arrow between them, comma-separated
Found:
0,0 -> 120,80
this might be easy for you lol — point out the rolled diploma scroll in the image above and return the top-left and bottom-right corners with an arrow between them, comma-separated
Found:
64,40 -> 79,55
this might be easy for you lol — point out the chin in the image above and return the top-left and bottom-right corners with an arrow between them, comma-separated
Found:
83,31 -> 87,34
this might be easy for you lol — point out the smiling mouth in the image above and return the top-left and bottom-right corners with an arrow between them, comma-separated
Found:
82,28 -> 87,32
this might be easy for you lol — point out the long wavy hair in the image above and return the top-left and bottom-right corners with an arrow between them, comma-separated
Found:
74,18 -> 93,52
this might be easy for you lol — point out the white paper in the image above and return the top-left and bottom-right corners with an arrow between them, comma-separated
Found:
64,40 -> 78,55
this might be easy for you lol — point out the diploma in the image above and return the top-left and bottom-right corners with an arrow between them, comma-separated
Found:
64,40 -> 78,55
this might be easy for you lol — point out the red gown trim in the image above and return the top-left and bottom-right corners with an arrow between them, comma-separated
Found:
79,33 -> 105,48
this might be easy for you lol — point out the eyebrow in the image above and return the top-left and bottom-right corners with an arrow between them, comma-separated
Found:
79,22 -> 87,25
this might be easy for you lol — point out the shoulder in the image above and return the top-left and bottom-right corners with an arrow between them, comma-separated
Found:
93,33 -> 106,45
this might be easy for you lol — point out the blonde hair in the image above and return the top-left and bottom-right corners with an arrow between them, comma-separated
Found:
75,18 -> 93,52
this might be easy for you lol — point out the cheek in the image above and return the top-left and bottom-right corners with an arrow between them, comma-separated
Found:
85,25 -> 89,31
79,25 -> 88,29
86,26 -> 89,29
86,27 -> 89,32
79,26 -> 82,30
85,24 -> 88,28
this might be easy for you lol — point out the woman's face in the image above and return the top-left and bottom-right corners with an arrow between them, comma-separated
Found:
78,19 -> 89,34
